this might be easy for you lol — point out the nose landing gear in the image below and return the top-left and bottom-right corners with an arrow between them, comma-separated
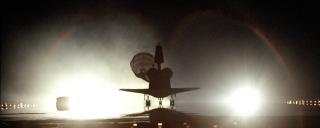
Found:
158,98 -> 163,107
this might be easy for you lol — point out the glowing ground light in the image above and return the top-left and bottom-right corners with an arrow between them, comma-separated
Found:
0,103 -> 38,110
132,123 -> 138,127
224,86 -> 262,116
52,73 -> 142,119
285,99 -> 320,106
157,122 -> 163,128
212,124 -> 219,128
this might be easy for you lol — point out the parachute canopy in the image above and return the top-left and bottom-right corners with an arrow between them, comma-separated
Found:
130,52 -> 156,82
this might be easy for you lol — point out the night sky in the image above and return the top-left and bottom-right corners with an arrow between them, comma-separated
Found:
1,0 -> 320,109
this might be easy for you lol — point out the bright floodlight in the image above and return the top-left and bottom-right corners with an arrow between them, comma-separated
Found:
52,73 -> 145,119
225,86 -> 262,116
54,74 -> 125,119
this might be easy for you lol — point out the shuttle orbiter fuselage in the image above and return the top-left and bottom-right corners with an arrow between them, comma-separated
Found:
120,44 -> 199,104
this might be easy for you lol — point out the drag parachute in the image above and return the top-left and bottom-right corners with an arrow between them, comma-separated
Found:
130,52 -> 156,82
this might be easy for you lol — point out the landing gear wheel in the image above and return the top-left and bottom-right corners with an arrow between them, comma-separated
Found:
170,99 -> 175,106
170,94 -> 176,109
158,98 -> 163,107
144,95 -> 151,110
146,99 -> 151,107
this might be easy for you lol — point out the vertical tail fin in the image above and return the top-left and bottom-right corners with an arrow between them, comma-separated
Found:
155,44 -> 164,70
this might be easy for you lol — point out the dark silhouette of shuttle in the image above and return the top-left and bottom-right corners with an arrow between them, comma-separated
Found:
126,108 -> 193,127
120,44 -> 199,107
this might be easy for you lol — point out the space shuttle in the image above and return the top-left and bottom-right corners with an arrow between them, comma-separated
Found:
120,44 -> 199,107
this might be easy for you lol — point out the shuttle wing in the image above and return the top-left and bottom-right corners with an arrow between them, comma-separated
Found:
119,89 -> 150,95
120,88 -> 199,96
170,88 -> 200,94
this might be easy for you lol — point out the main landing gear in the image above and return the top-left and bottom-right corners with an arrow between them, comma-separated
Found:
144,95 -> 151,110
170,94 -> 175,106
170,94 -> 176,109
